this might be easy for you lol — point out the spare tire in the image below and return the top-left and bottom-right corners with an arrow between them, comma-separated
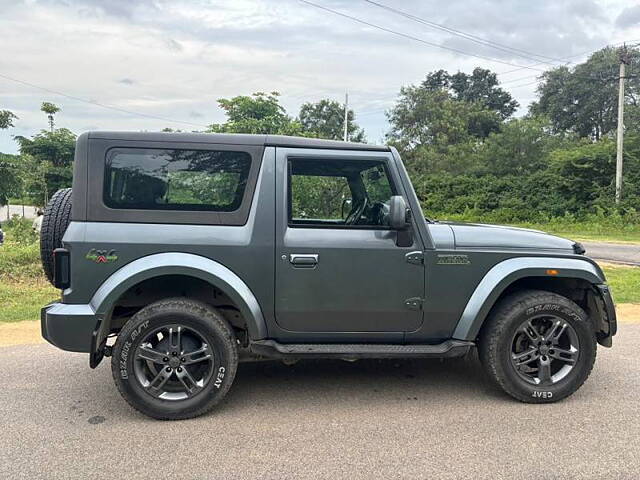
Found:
40,188 -> 72,285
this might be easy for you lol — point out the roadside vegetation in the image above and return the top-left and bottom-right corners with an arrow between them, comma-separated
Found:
603,264 -> 640,304
0,218 -> 58,323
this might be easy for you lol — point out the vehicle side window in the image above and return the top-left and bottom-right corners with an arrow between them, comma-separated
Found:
291,174 -> 350,221
288,157 -> 396,228
104,148 -> 252,212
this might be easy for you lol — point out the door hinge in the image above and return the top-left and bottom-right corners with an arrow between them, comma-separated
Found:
405,251 -> 424,265
404,297 -> 424,311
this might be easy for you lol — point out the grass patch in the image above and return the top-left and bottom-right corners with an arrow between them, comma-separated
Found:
0,277 -> 58,323
0,242 -> 43,280
601,265 -> 640,304
0,221 -> 58,323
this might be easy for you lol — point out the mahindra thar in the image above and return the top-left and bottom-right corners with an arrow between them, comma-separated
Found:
40,132 -> 616,419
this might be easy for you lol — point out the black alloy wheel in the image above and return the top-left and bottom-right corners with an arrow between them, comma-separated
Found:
133,324 -> 215,400
509,315 -> 579,386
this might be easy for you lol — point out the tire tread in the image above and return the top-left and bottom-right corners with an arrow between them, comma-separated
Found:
40,188 -> 72,284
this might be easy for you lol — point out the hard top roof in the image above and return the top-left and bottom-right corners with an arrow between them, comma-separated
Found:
87,131 -> 389,152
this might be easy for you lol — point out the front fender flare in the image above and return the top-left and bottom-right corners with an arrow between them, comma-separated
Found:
452,257 -> 604,341
90,252 -> 267,340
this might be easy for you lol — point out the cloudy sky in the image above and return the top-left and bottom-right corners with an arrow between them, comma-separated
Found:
1,0 -> 639,153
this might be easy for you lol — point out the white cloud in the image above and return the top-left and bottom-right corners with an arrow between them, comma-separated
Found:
0,0 -> 638,152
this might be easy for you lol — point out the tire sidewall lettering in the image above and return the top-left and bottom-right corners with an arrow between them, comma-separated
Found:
214,366 -> 226,389
120,320 -> 150,379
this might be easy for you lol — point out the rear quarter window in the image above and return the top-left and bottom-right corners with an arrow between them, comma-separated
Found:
104,148 -> 252,212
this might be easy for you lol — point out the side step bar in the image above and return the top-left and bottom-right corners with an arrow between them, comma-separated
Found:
249,339 -> 474,360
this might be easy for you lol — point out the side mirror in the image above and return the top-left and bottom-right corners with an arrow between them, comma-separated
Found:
388,195 -> 409,229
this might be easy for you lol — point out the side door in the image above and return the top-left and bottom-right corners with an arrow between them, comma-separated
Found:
274,147 -> 425,334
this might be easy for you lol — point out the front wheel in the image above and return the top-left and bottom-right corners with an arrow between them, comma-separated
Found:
111,298 -> 238,420
478,290 -> 596,403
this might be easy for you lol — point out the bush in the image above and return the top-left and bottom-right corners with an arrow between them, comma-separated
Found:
3,215 -> 38,245
0,241 -> 42,280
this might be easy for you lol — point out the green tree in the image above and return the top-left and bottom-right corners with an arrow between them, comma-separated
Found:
475,115 -> 572,176
0,109 -> 18,129
423,68 -> 518,120
208,92 -> 302,135
298,99 -> 366,142
0,109 -> 21,205
386,87 -> 499,174
14,128 -> 76,205
41,102 -> 61,132
0,153 -> 22,206
532,46 -> 640,140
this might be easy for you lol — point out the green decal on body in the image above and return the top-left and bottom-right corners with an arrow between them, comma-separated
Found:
437,254 -> 470,265
86,249 -> 118,264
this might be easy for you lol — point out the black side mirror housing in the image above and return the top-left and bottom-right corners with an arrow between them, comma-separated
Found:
388,196 -> 413,247
388,195 -> 409,229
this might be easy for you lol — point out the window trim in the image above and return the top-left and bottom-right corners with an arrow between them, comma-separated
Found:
286,156 -> 398,231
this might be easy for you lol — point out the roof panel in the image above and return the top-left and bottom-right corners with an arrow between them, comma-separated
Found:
86,131 -> 388,151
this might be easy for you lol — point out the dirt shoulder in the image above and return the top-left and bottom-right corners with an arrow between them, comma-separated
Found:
3,305 -> 639,348
616,303 -> 640,325
1,321 -> 45,347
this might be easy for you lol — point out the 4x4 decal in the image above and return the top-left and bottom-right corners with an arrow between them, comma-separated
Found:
86,248 -> 118,264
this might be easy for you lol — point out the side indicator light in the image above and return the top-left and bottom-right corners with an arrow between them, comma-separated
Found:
546,269 -> 559,276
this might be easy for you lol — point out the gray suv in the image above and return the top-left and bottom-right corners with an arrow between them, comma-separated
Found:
40,132 -> 616,419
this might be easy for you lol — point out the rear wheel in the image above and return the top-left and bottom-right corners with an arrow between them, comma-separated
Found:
479,290 -> 596,403
111,298 -> 238,420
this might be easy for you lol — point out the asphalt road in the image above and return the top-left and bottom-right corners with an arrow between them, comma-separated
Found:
0,204 -> 37,221
1,324 -> 638,479
583,241 -> 640,266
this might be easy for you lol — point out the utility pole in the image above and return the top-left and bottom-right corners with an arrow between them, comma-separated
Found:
343,92 -> 349,142
615,46 -> 631,204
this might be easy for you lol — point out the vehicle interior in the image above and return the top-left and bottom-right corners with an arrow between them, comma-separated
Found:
288,158 -> 396,227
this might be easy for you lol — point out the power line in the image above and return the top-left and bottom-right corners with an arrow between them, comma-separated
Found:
0,72 -> 209,129
357,41 -> 640,113
497,39 -> 640,78
498,39 -> 640,86
362,0 -> 567,67
508,80 -> 542,89
298,0 -> 546,72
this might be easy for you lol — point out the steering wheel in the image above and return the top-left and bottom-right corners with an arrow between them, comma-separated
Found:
368,201 -> 387,226
345,197 -> 368,225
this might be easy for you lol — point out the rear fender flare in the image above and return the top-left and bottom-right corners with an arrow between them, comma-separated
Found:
452,257 -> 604,341
90,252 -> 267,340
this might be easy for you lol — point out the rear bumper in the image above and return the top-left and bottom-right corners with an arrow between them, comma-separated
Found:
41,302 -> 96,353
595,284 -> 617,347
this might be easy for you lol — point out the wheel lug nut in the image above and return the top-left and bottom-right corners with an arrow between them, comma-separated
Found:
172,352 -> 177,356
165,367 -> 171,372
181,357 -> 186,362
163,357 -> 169,362
177,367 -> 182,372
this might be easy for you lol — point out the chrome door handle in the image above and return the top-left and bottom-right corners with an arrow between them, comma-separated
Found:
289,254 -> 319,267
